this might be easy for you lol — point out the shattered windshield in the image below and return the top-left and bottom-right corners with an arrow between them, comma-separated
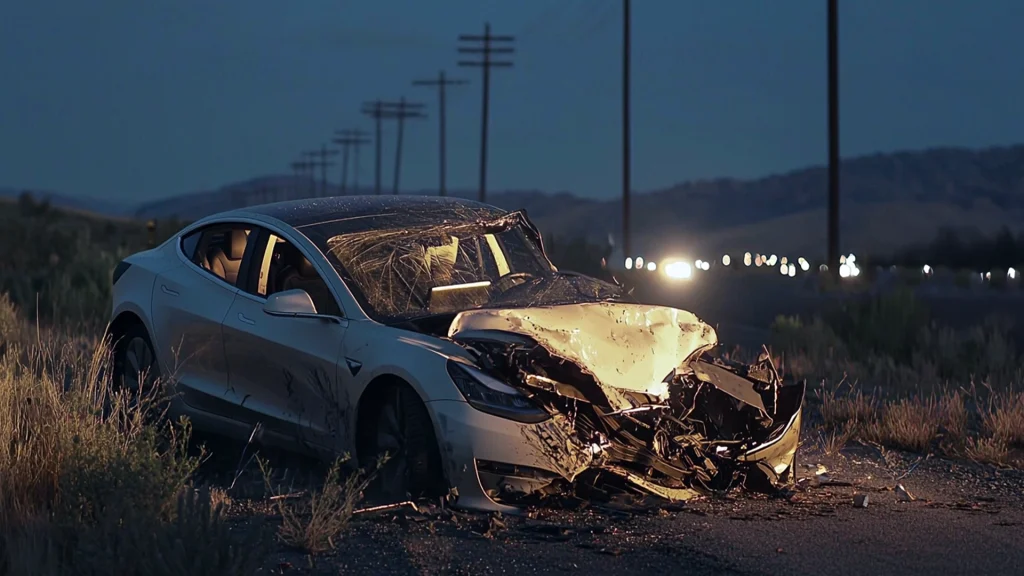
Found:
307,211 -> 622,321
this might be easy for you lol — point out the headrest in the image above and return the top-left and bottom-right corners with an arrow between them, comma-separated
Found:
228,229 -> 248,259
298,257 -> 317,277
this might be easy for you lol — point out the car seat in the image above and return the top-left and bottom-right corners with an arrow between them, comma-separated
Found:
207,229 -> 247,284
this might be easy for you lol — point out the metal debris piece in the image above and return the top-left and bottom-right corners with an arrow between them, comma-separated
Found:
853,494 -> 869,508
353,500 -> 420,515
895,484 -> 915,502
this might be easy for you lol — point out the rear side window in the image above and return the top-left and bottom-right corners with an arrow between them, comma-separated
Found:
187,224 -> 254,287
180,231 -> 201,261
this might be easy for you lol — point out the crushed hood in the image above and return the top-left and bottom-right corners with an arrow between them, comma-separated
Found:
448,302 -> 719,405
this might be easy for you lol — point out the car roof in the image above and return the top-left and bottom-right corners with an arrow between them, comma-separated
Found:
232,195 -> 507,231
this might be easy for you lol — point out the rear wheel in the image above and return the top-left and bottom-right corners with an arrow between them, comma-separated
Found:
364,384 -> 446,501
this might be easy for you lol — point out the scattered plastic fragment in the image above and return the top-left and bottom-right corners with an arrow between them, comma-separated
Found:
895,484 -> 915,502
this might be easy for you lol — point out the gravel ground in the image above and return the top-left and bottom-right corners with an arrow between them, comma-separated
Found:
209,441 -> 1024,576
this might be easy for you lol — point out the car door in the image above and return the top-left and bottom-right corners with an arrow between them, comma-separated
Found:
149,222 -> 256,431
221,226 -> 350,454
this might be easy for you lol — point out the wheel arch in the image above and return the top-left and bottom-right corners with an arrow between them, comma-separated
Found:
353,374 -> 448,477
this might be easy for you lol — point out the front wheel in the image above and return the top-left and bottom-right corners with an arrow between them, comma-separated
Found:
111,324 -> 164,417
363,384 -> 447,502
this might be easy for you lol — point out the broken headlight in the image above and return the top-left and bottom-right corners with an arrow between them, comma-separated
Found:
446,360 -> 550,424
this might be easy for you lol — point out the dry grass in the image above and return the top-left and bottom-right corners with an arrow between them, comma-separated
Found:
0,295 -> 269,575
980,390 -> 1024,447
259,455 -> 384,554
779,290 -> 1024,468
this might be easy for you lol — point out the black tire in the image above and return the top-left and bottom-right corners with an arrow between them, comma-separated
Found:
111,323 -> 163,415
364,384 -> 447,501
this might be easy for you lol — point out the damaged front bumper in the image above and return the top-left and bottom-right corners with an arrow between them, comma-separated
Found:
439,304 -> 806,510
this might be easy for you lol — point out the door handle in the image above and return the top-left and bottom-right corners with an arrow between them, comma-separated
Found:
160,284 -> 179,297
237,312 -> 255,325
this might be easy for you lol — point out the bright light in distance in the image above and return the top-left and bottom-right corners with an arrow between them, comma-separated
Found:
851,265 -> 861,277
744,252 -> 752,266
788,264 -> 797,277
625,257 -> 633,270
781,256 -> 789,265
779,264 -> 788,276
635,257 -> 644,269
664,261 -> 692,280
755,254 -> 763,267
767,254 -> 778,266
840,255 -> 847,264
922,264 -> 932,275
647,261 -> 657,272
799,258 -> 810,271
1009,267 -> 1017,280
700,260 -> 710,271
839,264 -> 851,278
695,259 -> 704,270
819,264 -> 829,272
985,271 -> 991,281
722,254 -> 731,266
847,253 -> 857,264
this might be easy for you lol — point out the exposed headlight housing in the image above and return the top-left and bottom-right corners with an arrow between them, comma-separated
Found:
446,360 -> 550,424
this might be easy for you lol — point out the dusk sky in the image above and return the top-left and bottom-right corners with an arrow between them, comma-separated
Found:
2,1 -> 1023,204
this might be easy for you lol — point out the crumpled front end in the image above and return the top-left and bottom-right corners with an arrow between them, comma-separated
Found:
448,302 -> 805,505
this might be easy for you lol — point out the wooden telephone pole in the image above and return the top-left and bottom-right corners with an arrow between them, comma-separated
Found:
332,128 -> 371,195
457,23 -> 515,203
413,70 -> 468,197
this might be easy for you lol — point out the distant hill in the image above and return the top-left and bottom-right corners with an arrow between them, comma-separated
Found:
11,144 -> 1024,259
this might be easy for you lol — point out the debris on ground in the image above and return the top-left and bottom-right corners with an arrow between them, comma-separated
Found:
853,494 -> 869,508
896,484 -> 916,502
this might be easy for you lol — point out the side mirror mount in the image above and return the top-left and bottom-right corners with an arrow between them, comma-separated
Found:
263,289 -> 319,318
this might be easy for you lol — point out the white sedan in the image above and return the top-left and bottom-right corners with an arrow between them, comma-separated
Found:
108,196 -> 805,512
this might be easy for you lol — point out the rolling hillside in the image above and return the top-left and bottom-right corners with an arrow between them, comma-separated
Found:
12,144 -> 1024,259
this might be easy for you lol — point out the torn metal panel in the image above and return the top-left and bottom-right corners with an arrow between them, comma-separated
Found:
690,360 -> 767,414
449,302 -> 718,410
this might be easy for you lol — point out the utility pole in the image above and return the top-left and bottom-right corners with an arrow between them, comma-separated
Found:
413,70 -> 468,197
457,23 -> 515,203
290,161 -> 306,201
310,145 -> 339,197
363,99 -> 426,195
622,0 -> 632,264
827,0 -> 840,278
333,129 -> 371,195
361,100 -> 387,195
302,151 -> 319,197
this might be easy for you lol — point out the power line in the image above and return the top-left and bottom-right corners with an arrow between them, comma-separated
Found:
362,99 -> 426,195
333,128 -> 371,195
457,22 -> 515,203
413,70 -> 468,197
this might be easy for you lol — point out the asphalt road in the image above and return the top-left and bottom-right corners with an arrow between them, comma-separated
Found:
247,444 -> 1024,575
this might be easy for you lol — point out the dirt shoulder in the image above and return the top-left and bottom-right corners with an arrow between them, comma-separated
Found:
223,444 -> 1024,576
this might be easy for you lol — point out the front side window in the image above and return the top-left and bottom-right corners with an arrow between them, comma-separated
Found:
245,230 -> 341,316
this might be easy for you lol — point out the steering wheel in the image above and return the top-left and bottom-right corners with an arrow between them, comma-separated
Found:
492,272 -> 537,292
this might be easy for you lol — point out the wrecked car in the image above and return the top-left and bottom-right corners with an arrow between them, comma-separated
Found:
108,195 -> 805,512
